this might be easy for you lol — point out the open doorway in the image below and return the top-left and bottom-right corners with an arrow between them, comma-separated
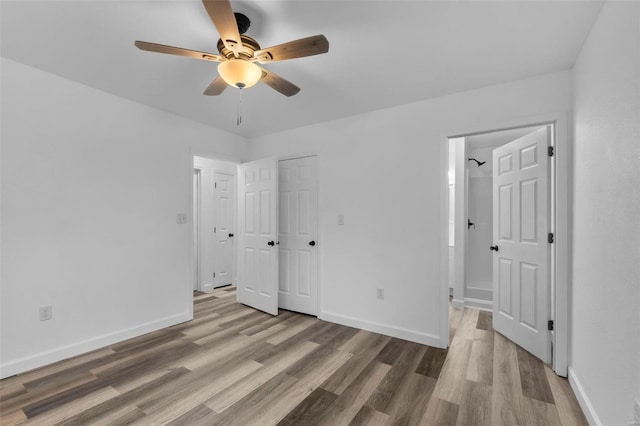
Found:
450,126 -> 547,310
446,122 -> 564,371
189,154 -> 320,320
192,155 -> 237,295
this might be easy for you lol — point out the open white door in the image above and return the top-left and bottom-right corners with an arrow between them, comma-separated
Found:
237,157 -> 279,315
492,127 -> 551,362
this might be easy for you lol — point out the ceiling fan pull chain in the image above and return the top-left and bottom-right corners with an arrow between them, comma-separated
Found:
237,88 -> 243,126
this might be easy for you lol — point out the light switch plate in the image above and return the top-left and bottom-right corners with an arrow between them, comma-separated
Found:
39,306 -> 52,321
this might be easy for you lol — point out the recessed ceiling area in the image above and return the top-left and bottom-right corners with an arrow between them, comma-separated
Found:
0,1 -> 603,138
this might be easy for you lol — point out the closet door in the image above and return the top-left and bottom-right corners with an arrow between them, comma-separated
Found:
278,156 -> 318,316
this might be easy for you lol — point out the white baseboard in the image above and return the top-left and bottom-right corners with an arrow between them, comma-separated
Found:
451,298 -> 465,309
466,281 -> 492,290
465,284 -> 492,302
568,366 -> 601,426
319,311 -> 443,349
0,312 -> 192,379
464,297 -> 493,312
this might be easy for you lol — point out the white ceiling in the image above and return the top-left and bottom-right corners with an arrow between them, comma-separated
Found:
1,1 -> 603,138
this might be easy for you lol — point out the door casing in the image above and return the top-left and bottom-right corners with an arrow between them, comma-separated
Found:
193,169 -> 201,291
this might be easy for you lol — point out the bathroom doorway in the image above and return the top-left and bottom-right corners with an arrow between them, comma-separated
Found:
448,124 -> 554,362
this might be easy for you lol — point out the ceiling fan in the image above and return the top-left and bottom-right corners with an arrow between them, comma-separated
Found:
134,0 -> 329,97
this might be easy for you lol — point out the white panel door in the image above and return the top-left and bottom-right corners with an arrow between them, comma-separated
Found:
492,127 -> 551,362
213,171 -> 234,287
278,156 -> 318,316
238,157 -> 279,315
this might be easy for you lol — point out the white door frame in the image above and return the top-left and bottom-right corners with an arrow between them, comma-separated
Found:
440,112 -> 569,376
193,168 -> 201,292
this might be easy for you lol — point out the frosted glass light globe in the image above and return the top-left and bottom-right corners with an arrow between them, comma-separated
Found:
218,59 -> 262,89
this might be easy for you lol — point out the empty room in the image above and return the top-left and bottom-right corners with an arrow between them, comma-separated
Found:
1,0 -> 638,425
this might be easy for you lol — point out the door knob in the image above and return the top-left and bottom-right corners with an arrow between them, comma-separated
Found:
309,241 -> 316,246
228,233 -> 234,238
490,245 -> 499,251
267,241 -> 275,246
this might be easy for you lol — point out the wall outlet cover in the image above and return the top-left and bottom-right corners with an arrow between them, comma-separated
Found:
39,305 -> 52,321
176,213 -> 188,224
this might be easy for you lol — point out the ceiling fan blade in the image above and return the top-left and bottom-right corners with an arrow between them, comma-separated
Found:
203,76 -> 228,96
135,41 -> 223,62
260,68 -> 300,97
254,35 -> 329,63
202,0 -> 243,57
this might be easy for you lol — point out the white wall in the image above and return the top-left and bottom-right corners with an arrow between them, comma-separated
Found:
249,71 -> 572,347
0,58 -> 248,378
570,2 -> 640,425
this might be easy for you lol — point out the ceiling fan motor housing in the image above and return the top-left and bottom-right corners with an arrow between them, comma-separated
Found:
217,35 -> 261,60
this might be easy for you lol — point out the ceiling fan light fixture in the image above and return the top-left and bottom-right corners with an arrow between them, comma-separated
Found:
217,59 -> 262,89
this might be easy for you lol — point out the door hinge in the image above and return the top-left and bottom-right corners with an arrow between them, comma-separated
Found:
547,320 -> 554,331
548,146 -> 554,157
548,233 -> 554,244
214,182 -> 217,189
213,272 -> 216,278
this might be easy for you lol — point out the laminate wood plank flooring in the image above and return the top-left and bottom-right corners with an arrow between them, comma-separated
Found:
1,288 -> 588,425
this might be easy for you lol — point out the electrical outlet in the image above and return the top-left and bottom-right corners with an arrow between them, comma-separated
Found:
39,306 -> 52,321
376,288 -> 384,300
176,213 -> 188,224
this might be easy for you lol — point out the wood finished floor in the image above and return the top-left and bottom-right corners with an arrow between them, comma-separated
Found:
0,287 -> 587,426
